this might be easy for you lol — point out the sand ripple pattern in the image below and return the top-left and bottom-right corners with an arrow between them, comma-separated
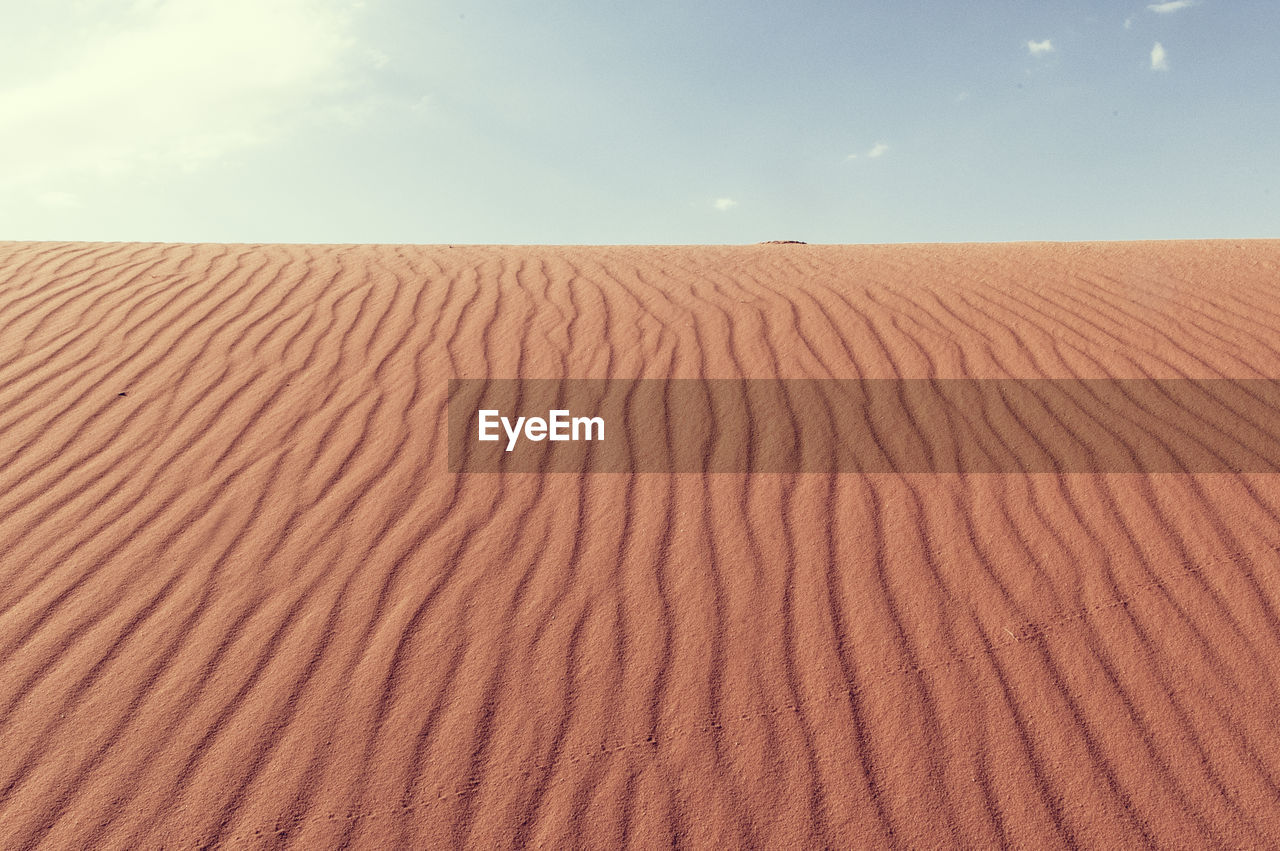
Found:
1,240 -> 1279,848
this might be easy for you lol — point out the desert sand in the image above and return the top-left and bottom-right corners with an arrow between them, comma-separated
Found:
1,240 -> 1279,848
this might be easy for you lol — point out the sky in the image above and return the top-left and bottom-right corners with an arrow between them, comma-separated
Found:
1,0 -> 1277,244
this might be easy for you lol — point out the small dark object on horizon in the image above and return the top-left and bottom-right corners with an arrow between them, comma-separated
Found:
759,240 -> 807,245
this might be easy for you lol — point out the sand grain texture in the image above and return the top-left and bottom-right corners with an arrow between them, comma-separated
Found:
2,241 -> 1280,848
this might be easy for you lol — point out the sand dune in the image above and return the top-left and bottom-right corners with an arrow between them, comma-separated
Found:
2,240 -> 1279,848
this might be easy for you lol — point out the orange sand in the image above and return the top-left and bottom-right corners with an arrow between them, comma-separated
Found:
1,241 -> 1279,848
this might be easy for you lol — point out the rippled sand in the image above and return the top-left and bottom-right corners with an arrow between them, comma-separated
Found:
2,240 -> 1279,848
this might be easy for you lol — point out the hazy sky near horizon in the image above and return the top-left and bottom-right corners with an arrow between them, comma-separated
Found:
2,0 -> 1276,243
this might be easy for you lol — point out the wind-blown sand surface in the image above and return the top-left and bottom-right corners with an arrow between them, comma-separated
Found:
2,240 -> 1279,848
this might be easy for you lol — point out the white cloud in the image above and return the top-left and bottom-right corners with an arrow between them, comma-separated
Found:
846,142 -> 890,161
714,198 -> 737,211
1151,41 -> 1169,70
0,0 -> 365,189
1124,17 -> 1134,29
1147,0 -> 1195,12
1027,39 -> 1054,56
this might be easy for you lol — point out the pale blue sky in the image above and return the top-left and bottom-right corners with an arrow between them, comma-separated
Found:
2,0 -> 1276,243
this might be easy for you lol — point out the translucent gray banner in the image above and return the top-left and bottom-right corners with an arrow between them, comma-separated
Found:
448,379 -> 1280,473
